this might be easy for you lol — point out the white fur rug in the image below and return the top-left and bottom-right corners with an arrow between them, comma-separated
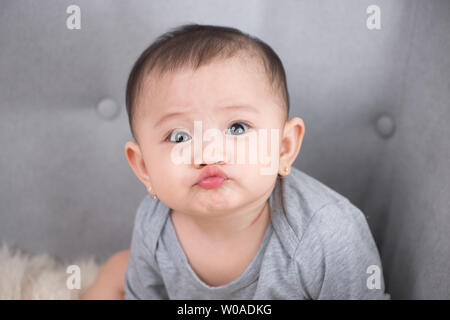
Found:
0,243 -> 102,300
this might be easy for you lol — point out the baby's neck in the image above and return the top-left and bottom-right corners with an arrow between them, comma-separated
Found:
170,200 -> 271,244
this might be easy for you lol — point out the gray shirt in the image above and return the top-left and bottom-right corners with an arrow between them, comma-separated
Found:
124,167 -> 391,299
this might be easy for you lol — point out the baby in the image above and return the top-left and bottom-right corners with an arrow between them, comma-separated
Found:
82,24 -> 390,300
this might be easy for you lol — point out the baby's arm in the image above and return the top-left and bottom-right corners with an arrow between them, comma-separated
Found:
81,249 -> 130,300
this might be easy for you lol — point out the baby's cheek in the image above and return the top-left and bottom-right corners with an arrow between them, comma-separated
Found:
239,166 -> 276,197
155,161 -> 187,189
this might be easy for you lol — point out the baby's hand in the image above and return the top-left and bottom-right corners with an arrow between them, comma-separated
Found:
81,249 -> 130,300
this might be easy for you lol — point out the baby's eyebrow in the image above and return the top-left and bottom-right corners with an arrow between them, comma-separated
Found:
154,104 -> 258,128
217,104 -> 259,113
154,111 -> 187,128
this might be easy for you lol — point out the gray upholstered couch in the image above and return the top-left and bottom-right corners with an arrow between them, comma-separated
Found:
1,0 -> 449,299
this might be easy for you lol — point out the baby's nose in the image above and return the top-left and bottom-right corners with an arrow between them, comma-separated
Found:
194,160 -> 225,169
194,144 -> 227,167
195,153 -> 226,166
191,127 -> 228,166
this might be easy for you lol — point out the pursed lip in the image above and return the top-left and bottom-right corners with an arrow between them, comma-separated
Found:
195,166 -> 228,185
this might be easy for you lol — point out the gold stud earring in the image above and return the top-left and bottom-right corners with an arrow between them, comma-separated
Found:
147,185 -> 157,200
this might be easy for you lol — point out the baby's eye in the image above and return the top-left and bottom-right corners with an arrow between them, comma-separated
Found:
166,130 -> 192,143
226,121 -> 250,135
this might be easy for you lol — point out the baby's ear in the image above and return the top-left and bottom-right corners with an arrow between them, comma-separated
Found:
124,141 -> 150,186
279,117 -> 305,165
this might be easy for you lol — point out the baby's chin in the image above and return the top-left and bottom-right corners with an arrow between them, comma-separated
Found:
166,181 -> 241,215
192,181 -> 236,212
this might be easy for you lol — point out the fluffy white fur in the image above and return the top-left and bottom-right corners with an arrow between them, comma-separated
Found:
0,243 -> 101,300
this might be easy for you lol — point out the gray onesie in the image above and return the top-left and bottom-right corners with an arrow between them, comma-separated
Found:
124,166 -> 391,299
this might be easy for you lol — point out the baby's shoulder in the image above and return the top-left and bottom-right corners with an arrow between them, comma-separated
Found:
280,171 -> 385,300
283,167 -> 352,215
279,167 -> 367,246
132,194 -> 168,254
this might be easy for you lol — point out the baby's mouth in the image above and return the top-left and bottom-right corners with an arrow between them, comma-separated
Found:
195,166 -> 229,190
196,176 -> 228,189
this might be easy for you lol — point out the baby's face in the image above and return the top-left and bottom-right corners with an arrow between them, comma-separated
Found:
128,56 -> 291,216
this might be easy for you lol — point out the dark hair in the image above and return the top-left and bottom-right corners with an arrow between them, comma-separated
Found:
125,23 -> 290,141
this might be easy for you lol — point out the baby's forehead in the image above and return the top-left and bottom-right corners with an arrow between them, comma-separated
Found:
138,56 -> 279,112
